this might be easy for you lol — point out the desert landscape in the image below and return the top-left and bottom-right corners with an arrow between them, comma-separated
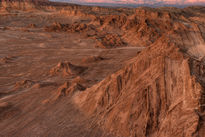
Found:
0,0 -> 205,137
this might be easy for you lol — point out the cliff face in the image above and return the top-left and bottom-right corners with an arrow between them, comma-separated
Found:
71,7 -> 205,137
73,37 -> 204,137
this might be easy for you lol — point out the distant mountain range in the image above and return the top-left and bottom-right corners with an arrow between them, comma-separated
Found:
51,0 -> 205,7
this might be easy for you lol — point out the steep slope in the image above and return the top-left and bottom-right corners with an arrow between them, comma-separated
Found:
73,37 -> 204,137
70,7 -> 205,137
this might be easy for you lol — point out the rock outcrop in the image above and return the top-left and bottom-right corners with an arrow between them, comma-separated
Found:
0,0 -> 48,10
73,37 -> 204,137
82,56 -> 104,63
50,61 -> 87,77
15,80 -> 35,89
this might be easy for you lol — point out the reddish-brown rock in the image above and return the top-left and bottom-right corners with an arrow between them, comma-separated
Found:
0,1 -> 205,137
74,37 -> 204,137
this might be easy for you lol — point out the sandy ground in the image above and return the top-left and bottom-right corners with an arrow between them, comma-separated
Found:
0,10 -> 143,137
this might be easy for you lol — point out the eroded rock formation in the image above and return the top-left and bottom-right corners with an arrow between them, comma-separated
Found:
0,1 -> 205,137
73,37 -> 204,137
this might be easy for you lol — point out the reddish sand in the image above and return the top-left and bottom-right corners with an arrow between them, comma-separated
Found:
0,1 -> 205,137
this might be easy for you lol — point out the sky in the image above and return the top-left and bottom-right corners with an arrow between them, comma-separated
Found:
52,0 -> 205,5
